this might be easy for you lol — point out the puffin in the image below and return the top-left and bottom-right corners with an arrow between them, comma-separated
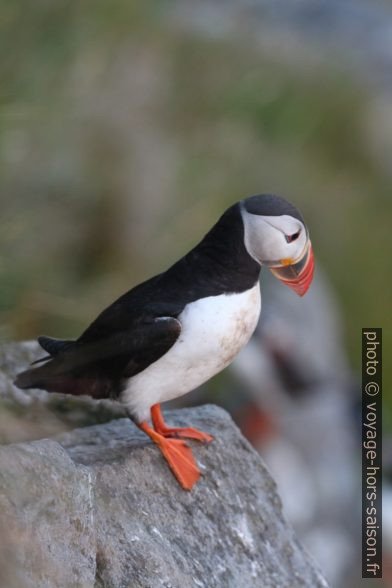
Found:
15,194 -> 314,490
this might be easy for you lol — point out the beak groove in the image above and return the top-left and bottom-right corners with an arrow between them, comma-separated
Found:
269,242 -> 314,296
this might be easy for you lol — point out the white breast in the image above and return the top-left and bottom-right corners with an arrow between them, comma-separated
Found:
122,283 -> 261,422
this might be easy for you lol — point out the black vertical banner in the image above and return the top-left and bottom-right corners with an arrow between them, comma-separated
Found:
362,328 -> 382,578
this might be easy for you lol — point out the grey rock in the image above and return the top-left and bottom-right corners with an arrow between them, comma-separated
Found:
0,405 -> 328,588
0,439 -> 95,588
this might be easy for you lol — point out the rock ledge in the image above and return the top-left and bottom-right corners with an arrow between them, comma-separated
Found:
0,404 -> 328,588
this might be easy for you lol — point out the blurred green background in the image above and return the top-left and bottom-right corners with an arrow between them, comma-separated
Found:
0,1 -> 390,420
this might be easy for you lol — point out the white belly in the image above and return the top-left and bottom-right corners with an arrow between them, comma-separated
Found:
122,283 -> 261,422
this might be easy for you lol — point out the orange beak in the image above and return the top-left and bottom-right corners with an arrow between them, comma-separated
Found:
269,241 -> 314,297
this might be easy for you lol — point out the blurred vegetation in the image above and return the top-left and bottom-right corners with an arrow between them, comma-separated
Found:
0,1 -> 391,420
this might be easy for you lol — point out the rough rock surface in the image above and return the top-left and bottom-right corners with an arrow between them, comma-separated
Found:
0,404 -> 328,588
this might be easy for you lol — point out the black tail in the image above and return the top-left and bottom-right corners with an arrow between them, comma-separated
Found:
37,336 -> 74,356
13,335 -> 120,398
14,336 -> 76,389
29,336 -> 76,365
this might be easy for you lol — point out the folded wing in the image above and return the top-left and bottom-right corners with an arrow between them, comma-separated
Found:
14,317 -> 181,399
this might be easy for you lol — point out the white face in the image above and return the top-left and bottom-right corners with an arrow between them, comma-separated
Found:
241,208 -> 308,266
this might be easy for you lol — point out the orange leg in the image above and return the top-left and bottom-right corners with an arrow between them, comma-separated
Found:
151,403 -> 214,443
138,421 -> 200,490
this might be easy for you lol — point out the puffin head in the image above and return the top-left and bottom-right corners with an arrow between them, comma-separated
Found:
240,194 -> 314,296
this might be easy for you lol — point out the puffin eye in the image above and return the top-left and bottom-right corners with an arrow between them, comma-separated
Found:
285,231 -> 300,243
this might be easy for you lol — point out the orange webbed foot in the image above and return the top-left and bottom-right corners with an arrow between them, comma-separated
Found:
139,421 -> 200,490
151,403 -> 214,443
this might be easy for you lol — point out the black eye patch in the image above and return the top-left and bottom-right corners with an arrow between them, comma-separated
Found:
285,231 -> 300,243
